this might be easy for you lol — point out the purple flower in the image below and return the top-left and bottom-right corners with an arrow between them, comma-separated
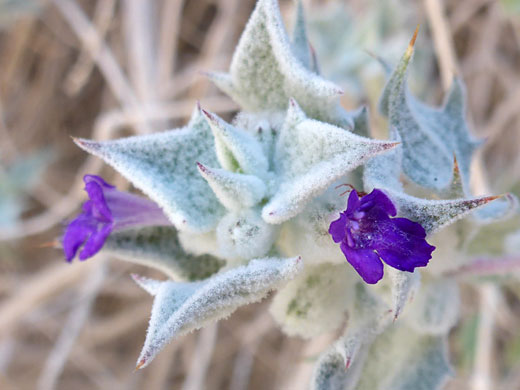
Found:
329,188 -> 435,284
63,175 -> 171,262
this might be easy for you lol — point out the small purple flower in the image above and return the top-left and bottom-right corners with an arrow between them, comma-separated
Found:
329,188 -> 435,284
63,175 -> 171,262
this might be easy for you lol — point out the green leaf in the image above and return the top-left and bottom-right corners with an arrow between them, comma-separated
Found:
74,106 -> 225,233
135,256 -> 302,369
103,226 -> 225,281
263,100 -> 397,223
207,0 -> 353,127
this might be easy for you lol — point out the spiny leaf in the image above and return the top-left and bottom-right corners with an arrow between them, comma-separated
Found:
263,100 -> 398,223
270,263 -> 355,338
363,128 -> 404,193
291,0 -> 314,72
311,284 -> 392,390
388,189 -> 503,234
202,109 -> 269,178
380,28 -> 480,192
103,226 -> 225,281
135,256 -> 302,369
355,326 -> 452,390
207,0 -> 353,127
197,163 -> 266,211
74,106 -> 225,233
387,268 -> 420,320
216,209 -> 278,260
407,279 -> 460,335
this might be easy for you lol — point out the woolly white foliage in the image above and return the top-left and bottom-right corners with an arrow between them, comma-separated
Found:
207,0 -> 352,127
104,227 -> 224,281
406,279 -> 460,335
203,110 -> 269,179
291,0 -> 314,72
216,209 -> 278,260
263,100 -> 397,223
136,257 -> 302,368
311,283 -> 392,390
276,185 -> 348,266
270,263 -> 355,338
354,326 -> 452,390
390,190 -> 502,234
379,34 -> 480,192
74,108 -> 224,233
387,267 -> 421,320
69,0 -> 520,386
197,163 -> 266,211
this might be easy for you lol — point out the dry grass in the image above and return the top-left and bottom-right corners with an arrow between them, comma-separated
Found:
0,0 -> 519,389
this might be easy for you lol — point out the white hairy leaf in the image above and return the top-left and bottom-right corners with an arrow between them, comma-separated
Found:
197,163 -> 267,211
380,31 -> 480,192
74,106 -> 225,233
270,263 -> 355,338
104,226 -> 224,281
355,326 -> 452,390
406,279 -> 460,335
202,109 -> 269,179
263,100 -> 397,223
216,209 -> 278,260
135,256 -> 302,369
207,0 -> 353,127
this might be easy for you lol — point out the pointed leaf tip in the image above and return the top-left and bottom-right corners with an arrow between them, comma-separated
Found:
406,25 -> 420,57
131,274 -> 162,296
135,358 -> 146,370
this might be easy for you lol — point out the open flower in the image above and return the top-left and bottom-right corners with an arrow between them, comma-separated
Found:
63,175 -> 171,262
329,188 -> 435,284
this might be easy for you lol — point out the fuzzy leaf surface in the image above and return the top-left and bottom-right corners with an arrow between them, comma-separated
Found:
208,0 -> 352,127
75,108 -> 224,233
136,257 -> 302,368
103,226 -> 225,281
263,101 -> 396,223
197,163 -> 266,211
270,263 -> 355,338
355,326 -> 452,390
380,35 -> 479,192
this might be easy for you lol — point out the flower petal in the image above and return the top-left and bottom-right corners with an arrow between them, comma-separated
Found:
84,180 -> 112,222
377,247 -> 432,272
63,217 -> 94,262
360,189 -> 396,216
328,212 -> 347,243
392,217 -> 427,238
340,243 -> 384,284
78,223 -> 113,260
346,189 -> 360,215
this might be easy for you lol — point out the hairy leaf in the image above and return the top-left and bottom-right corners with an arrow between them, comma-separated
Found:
263,100 -> 397,223
103,226 -> 225,281
135,256 -> 302,369
75,106 -> 225,233
207,0 -> 352,127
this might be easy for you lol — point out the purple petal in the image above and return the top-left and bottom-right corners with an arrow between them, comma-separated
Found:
392,217 -> 427,238
340,243 -> 384,284
78,223 -> 113,260
84,174 -> 115,189
377,245 -> 433,272
84,180 -> 112,222
360,189 -> 396,216
346,190 -> 360,215
63,216 -> 95,262
375,218 -> 435,272
106,190 -> 171,229
329,212 -> 347,243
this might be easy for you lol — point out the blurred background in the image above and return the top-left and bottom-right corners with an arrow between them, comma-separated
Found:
1,0 -> 520,389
